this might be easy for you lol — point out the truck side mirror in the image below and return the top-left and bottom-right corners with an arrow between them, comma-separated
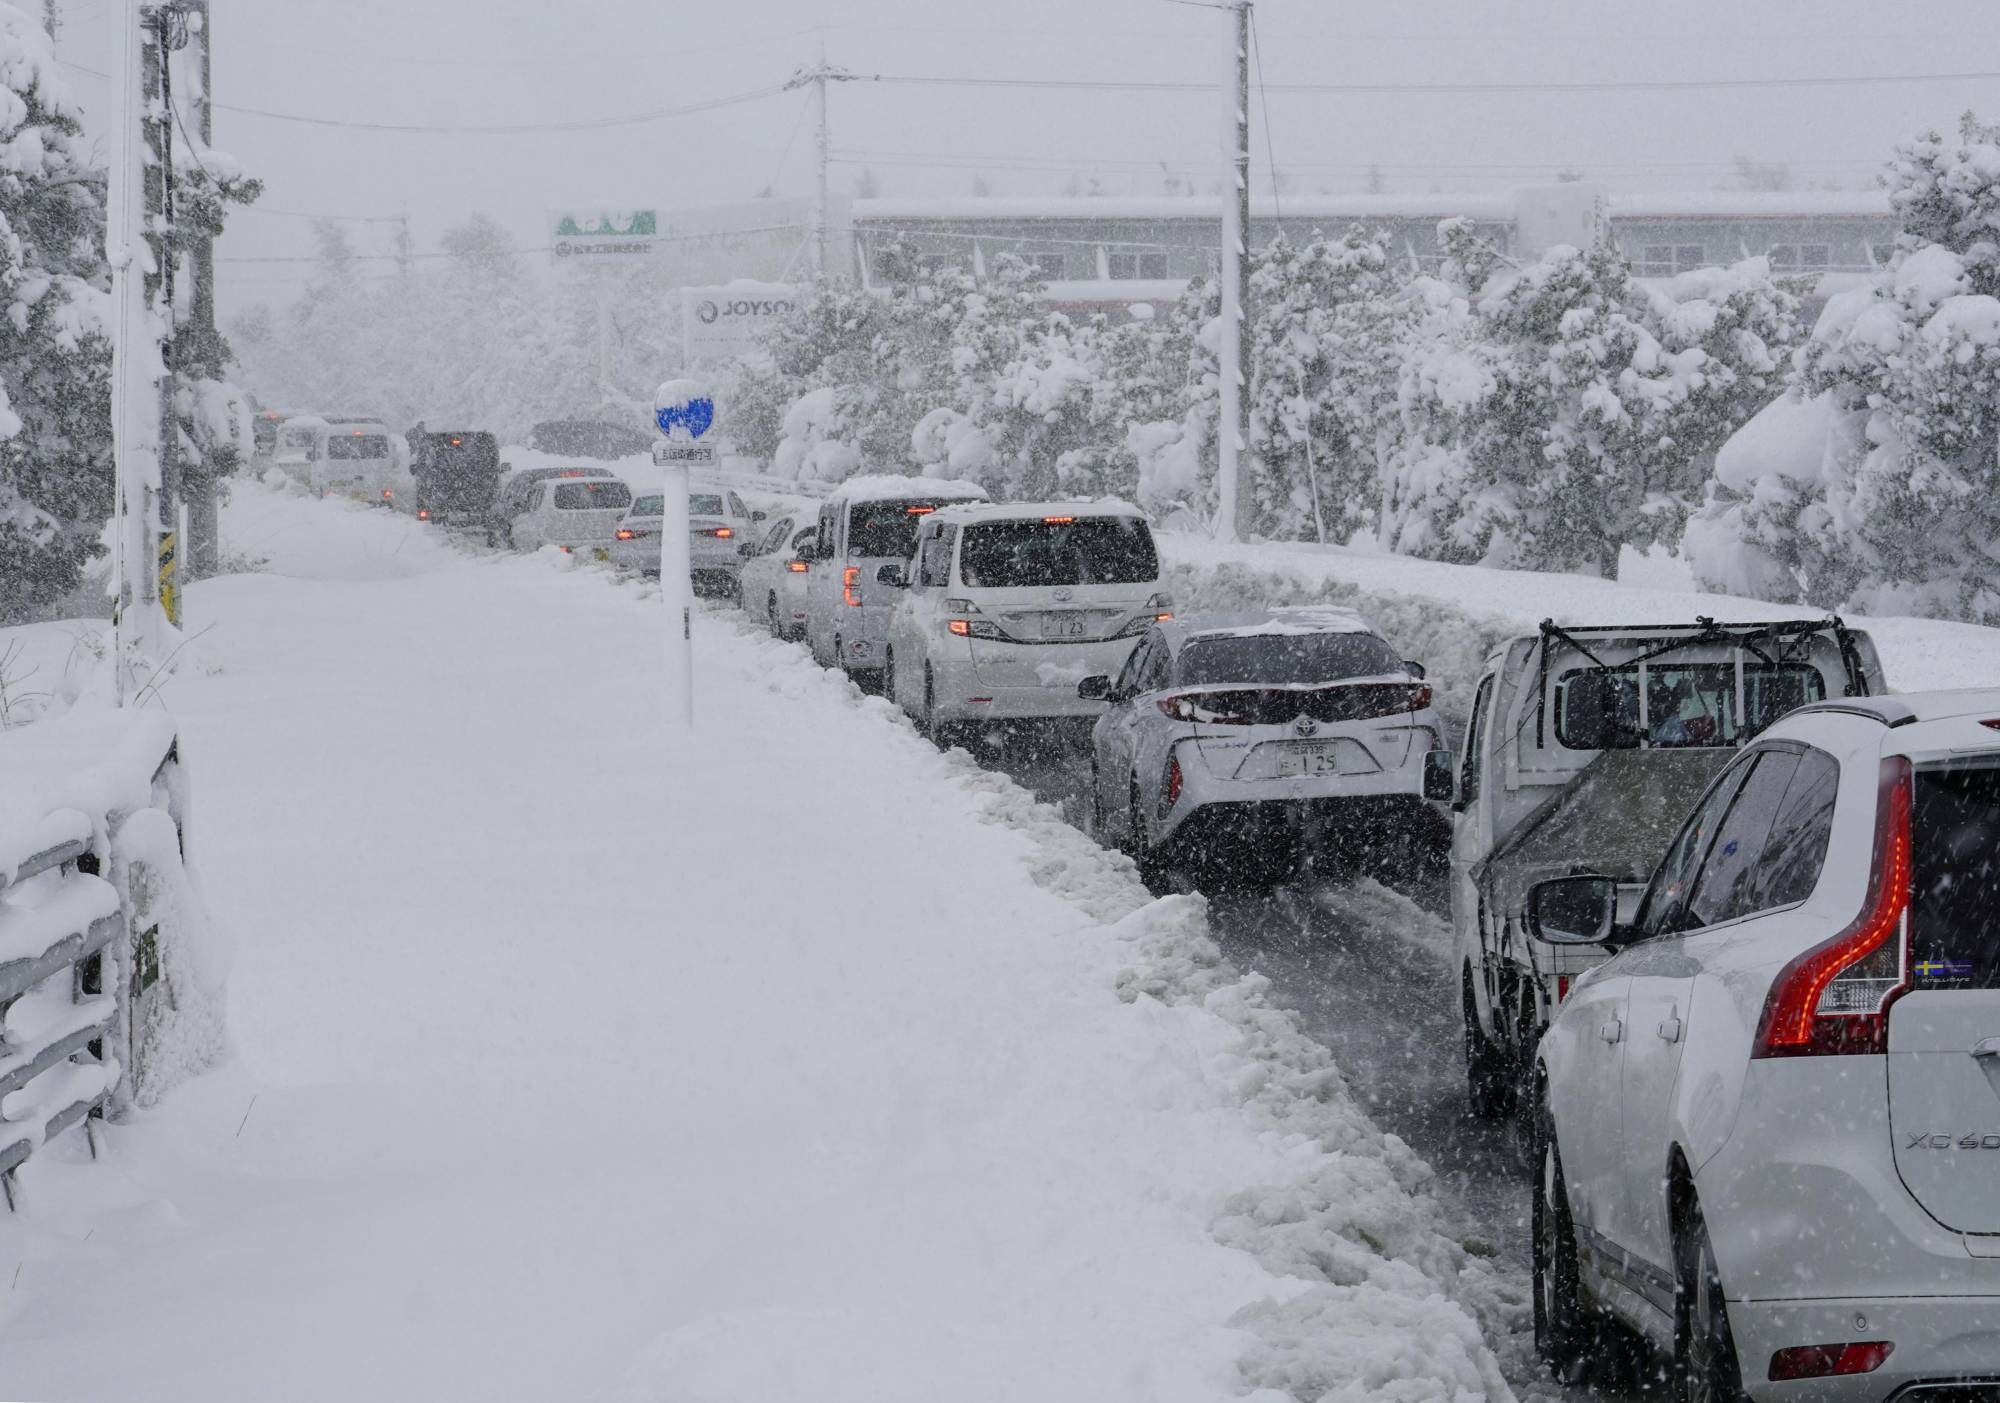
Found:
1422,748 -> 1457,803
1527,876 -> 1619,946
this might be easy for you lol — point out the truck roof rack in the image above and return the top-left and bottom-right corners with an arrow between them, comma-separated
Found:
1785,697 -> 1918,728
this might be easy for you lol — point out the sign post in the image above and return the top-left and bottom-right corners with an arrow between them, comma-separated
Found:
653,380 -> 715,729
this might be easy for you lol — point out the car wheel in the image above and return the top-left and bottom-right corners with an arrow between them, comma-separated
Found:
1677,1198 -> 1748,1403
883,648 -> 897,710
1128,775 -> 1165,885
1533,1099 -> 1596,1382
1089,760 -> 1107,842
923,669 -> 957,749
1464,969 -> 1513,1120
767,593 -> 780,638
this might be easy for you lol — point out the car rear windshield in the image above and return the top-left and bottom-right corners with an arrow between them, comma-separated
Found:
688,494 -> 725,516
1177,632 -> 1403,687
844,501 -> 962,559
1553,662 -> 1825,749
326,434 -> 389,459
1910,763 -> 2000,990
632,495 -> 665,516
553,481 -> 632,510
957,517 -> 1158,588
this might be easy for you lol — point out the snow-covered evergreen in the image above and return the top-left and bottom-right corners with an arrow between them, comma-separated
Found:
1688,113 -> 2000,623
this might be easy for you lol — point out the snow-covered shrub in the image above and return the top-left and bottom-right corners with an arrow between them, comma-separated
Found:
1381,220 -> 1800,576
1690,114 -> 2000,622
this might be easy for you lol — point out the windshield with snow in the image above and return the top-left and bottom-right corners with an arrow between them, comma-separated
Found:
846,502 -> 951,558
957,518 -> 1158,588
553,481 -> 631,510
1177,632 -> 1404,687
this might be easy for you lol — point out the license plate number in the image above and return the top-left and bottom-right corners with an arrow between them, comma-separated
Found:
1043,615 -> 1088,640
1272,743 -> 1346,777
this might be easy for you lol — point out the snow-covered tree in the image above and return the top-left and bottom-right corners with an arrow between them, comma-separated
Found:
1687,114 -> 2000,621
0,12 -> 116,619
1380,220 -> 1799,574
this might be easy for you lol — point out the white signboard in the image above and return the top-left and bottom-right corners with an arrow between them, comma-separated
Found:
682,282 -> 796,365
552,209 -> 657,263
653,440 -> 717,467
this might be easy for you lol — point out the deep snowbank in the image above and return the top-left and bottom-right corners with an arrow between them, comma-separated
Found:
1,483 -> 1512,1402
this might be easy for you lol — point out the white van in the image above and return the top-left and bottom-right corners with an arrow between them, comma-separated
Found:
803,475 -> 989,681
882,500 -> 1167,738
272,414 -> 327,486
311,421 -> 398,504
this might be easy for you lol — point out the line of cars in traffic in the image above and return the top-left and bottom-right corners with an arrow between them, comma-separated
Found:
724,470 -> 2000,1401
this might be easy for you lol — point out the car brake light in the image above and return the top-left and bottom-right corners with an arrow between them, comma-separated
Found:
787,560 -> 809,573
1768,1342 -> 1893,1381
843,566 -> 862,607
905,505 -> 935,515
1043,515 -> 1075,524
417,508 -> 430,520
449,437 -> 462,446
713,527 -> 733,538
615,529 -> 636,541
1555,975 -> 1571,1004
1156,612 -> 1174,622
948,617 -> 1004,640
381,488 -> 393,499
1164,753 -> 1183,807
1754,755 -> 1913,1058
949,619 -> 970,636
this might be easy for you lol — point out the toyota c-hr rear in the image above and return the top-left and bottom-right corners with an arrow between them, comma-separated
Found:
1081,607 -> 1441,884
1532,689 -> 2000,1401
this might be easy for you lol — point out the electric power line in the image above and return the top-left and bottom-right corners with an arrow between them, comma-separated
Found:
869,67 -> 2000,96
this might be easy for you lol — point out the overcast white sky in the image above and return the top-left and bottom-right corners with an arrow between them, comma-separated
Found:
46,0 -> 2000,316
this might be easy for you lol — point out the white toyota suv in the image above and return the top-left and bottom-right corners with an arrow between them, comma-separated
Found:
1530,690 -> 2000,1401
880,500 -> 1168,745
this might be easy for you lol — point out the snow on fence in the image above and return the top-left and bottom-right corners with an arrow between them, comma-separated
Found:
0,705 -> 214,1210
702,465 -> 832,499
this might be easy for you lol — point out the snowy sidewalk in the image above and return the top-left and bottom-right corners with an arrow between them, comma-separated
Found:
0,483 -> 1511,1402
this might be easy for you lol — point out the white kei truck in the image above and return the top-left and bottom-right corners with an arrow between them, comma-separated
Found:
1427,617 -> 1887,1119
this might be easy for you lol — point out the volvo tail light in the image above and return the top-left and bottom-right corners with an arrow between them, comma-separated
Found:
1754,755 -> 1913,1058
843,566 -> 862,607
1768,1342 -> 1893,1381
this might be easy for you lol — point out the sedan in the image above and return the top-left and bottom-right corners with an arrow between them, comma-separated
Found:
736,518 -> 816,640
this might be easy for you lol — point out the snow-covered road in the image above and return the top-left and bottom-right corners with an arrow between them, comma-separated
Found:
1,483 -> 1513,1402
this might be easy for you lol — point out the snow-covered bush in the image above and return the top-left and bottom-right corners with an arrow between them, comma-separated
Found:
1689,114 -> 2000,622
1380,221 -> 1800,575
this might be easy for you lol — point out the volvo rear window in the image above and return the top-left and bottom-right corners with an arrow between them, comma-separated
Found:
1553,662 -> 1825,750
1177,632 -> 1402,687
553,481 -> 632,510
326,434 -> 388,459
957,518 -> 1158,587
1911,763 -> 2000,990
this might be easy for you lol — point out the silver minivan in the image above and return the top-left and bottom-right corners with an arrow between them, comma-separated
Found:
804,475 -> 988,682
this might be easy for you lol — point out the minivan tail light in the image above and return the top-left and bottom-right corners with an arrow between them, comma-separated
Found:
843,566 -> 862,607
615,529 -> 637,541
1768,1341 -> 1893,1381
1164,753 -> 1183,808
787,560 -> 810,573
1754,755 -> 1913,1058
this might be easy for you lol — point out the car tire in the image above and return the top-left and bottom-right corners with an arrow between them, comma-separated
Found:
1089,760 -> 1107,842
1533,1099 -> 1597,1383
1128,776 -> 1164,884
1676,1198 -> 1748,1403
767,594 -> 781,638
883,648 -> 898,711
1464,969 -> 1513,1120
923,669 -> 957,749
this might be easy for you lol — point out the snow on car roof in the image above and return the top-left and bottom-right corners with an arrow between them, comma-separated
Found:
929,498 -> 1145,525
1171,607 -> 1378,643
827,473 -> 988,504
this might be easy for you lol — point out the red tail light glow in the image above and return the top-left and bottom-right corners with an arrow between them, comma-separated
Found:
712,527 -> 733,538
381,488 -> 393,499
905,505 -> 935,515
843,566 -> 862,607
615,529 -> 637,541
948,619 -> 971,637
787,560 -> 810,573
417,508 -> 431,520
1768,1342 -> 1893,1381
1164,754 -> 1183,807
1754,755 -> 1913,1058
1555,975 -> 1571,1004
1043,515 -> 1075,524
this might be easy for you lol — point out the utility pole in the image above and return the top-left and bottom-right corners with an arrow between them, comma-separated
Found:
1215,0 -> 1253,543
181,0 -> 221,580
109,0 -> 175,686
783,47 -> 855,277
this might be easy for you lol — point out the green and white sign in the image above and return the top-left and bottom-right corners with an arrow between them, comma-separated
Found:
551,209 -> 657,263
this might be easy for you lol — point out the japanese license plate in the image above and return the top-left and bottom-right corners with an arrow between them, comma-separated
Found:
1041,614 -> 1089,640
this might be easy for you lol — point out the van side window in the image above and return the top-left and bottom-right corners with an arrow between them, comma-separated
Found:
1462,676 -> 1495,804
817,505 -> 838,559
920,527 -> 954,588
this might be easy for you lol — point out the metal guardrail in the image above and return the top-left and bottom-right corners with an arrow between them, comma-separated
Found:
0,820 -> 122,1207
699,467 -> 833,500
